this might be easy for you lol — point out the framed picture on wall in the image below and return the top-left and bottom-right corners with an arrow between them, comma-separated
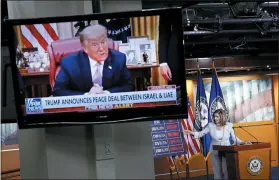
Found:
125,50 -> 139,65
119,43 -> 131,54
115,40 -> 123,45
119,43 -> 140,65
127,36 -> 149,42
136,40 -> 157,64
16,48 -> 38,70
127,36 -> 149,49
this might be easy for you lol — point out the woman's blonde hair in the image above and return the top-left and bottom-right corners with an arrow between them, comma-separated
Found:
213,109 -> 227,126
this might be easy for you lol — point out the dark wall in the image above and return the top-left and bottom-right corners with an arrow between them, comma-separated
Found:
1,0 -> 8,19
1,0 -> 8,45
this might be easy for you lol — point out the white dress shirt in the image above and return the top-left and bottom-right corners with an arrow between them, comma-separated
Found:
88,56 -> 104,85
193,122 -> 243,152
160,63 -> 168,67
84,57 -> 110,95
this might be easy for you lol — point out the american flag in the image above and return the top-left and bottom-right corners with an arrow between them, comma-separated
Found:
166,156 -> 176,171
166,154 -> 185,171
20,23 -> 59,52
180,99 -> 201,159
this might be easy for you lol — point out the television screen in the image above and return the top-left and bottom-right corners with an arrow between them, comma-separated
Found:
6,8 -> 187,128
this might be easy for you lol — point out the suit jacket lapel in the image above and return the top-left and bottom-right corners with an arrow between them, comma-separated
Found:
103,51 -> 113,88
80,51 -> 93,90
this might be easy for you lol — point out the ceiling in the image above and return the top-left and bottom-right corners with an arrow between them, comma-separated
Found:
142,0 -> 279,74
182,1 -> 278,58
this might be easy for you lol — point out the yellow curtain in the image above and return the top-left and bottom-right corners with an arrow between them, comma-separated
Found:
14,25 -> 23,49
130,16 -> 166,86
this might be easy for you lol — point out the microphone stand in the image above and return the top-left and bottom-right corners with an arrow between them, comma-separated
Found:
239,126 -> 259,144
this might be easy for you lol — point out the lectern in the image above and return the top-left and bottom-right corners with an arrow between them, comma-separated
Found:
213,142 -> 271,180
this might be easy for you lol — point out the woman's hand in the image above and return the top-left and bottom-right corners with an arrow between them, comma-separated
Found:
184,130 -> 194,135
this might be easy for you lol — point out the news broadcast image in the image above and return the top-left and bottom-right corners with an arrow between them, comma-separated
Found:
14,15 -> 182,115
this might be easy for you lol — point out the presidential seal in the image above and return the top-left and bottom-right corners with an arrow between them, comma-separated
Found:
247,156 -> 263,176
195,97 -> 209,129
209,96 -> 229,122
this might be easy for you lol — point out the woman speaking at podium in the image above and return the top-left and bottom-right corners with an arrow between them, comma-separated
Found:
184,109 -> 250,179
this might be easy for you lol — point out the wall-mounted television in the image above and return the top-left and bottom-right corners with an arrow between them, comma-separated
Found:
5,8 -> 187,128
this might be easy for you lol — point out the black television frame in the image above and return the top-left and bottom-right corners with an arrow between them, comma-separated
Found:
5,7 -> 188,129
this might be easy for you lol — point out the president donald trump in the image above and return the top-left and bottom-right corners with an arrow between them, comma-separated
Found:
53,24 -> 133,96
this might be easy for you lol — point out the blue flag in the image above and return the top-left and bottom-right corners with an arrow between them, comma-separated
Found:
209,68 -> 234,144
195,70 -> 211,157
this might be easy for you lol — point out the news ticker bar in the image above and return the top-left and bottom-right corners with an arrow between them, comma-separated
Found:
43,101 -> 177,113
25,89 -> 177,114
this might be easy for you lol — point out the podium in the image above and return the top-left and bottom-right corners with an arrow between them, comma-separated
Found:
213,142 -> 271,180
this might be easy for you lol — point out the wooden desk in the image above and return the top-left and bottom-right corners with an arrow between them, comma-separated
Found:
1,144 -> 20,179
20,64 -> 159,98
127,64 -> 159,91
213,142 -> 271,180
21,72 -> 50,98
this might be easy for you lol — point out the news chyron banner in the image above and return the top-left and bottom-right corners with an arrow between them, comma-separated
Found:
25,89 -> 177,114
148,86 -> 186,158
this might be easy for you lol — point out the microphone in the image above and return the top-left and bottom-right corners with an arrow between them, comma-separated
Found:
239,126 -> 259,144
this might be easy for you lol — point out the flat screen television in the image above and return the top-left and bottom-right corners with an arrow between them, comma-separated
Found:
5,7 -> 187,128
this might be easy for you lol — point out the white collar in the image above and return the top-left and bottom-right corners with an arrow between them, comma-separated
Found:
88,56 -> 104,66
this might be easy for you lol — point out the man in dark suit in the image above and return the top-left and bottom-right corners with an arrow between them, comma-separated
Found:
159,3 -> 200,86
158,12 -> 181,86
53,24 -> 133,96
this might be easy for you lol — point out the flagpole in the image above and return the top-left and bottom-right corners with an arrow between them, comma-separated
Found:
184,119 -> 190,161
197,59 -> 204,156
184,121 -> 191,180
179,119 -> 189,178
213,57 -> 219,114
182,116 -> 191,178
197,58 -> 200,70
197,59 -> 201,125
212,57 -> 218,158
172,157 -> 181,180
